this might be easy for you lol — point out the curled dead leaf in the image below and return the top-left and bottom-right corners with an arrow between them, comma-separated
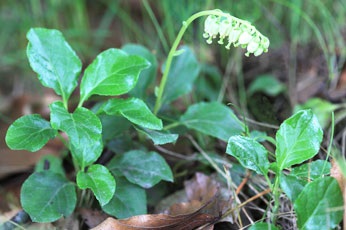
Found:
93,173 -> 236,230
92,199 -> 219,230
184,172 -> 219,203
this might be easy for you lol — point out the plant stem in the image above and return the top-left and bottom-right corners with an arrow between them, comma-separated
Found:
321,111 -> 334,176
163,121 -> 181,130
271,175 -> 281,223
153,9 -> 252,114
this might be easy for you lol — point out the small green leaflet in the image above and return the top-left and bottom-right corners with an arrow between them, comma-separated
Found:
275,110 -> 323,170
77,164 -> 116,206
26,28 -> 82,102
79,48 -> 150,105
294,177 -> 343,229
97,97 -> 162,130
290,160 -> 331,180
180,102 -> 244,141
227,135 -> 269,175
107,150 -> 173,188
5,114 -> 57,152
279,173 -> 306,202
50,101 -> 103,168
102,177 -> 147,218
280,160 -> 332,202
21,171 -> 76,222
161,46 -> 200,105
122,44 -> 158,99
134,126 -> 178,145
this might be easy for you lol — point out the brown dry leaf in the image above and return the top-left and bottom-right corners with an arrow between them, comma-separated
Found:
164,172 -> 235,224
330,159 -> 346,229
166,172 -> 226,218
92,210 -> 217,230
93,173 -> 234,230
168,200 -> 203,216
330,159 -> 345,193
184,172 -> 219,203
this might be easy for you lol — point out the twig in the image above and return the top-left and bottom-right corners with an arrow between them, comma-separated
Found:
242,117 -> 279,129
222,188 -> 271,219
236,170 -> 251,195
154,145 -> 196,161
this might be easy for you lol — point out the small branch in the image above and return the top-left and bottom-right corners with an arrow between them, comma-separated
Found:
236,170 -> 251,195
154,145 -> 196,160
242,117 -> 279,129
222,188 -> 271,219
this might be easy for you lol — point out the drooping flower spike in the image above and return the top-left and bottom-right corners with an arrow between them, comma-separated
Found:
203,13 -> 269,57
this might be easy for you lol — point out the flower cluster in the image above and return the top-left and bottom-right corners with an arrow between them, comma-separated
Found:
203,14 -> 270,56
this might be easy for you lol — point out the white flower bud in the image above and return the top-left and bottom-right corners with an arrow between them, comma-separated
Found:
247,38 -> 260,53
203,15 -> 220,44
238,30 -> 253,45
218,19 -> 232,44
254,47 -> 264,56
225,28 -> 241,49
261,37 -> 270,49
202,12 -> 269,57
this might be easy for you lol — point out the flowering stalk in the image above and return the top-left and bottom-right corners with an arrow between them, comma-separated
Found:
153,9 -> 269,114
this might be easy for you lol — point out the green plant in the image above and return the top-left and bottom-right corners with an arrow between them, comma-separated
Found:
227,109 -> 343,229
5,28 -> 173,222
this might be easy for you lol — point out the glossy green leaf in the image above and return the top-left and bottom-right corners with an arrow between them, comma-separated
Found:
294,177 -> 343,230
35,155 -> 65,177
21,171 -> 76,222
79,48 -> 150,105
291,160 -> 331,180
77,164 -> 116,206
275,110 -> 323,170
248,223 -> 279,230
107,150 -> 173,188
135,126 -> 178,145
281,160 -> 331,202
161,45 -> 200,105
26,28 -> 81,101
227,135 -> 269,175
180,102 -> 244,141
50,101 -> 103,168
97,97 -> 162,130
5,114 -> 57,152
280,173 -> 306,202
102,177 -> 146,218
248,74 -> 285,96
122,44 -> 157,99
